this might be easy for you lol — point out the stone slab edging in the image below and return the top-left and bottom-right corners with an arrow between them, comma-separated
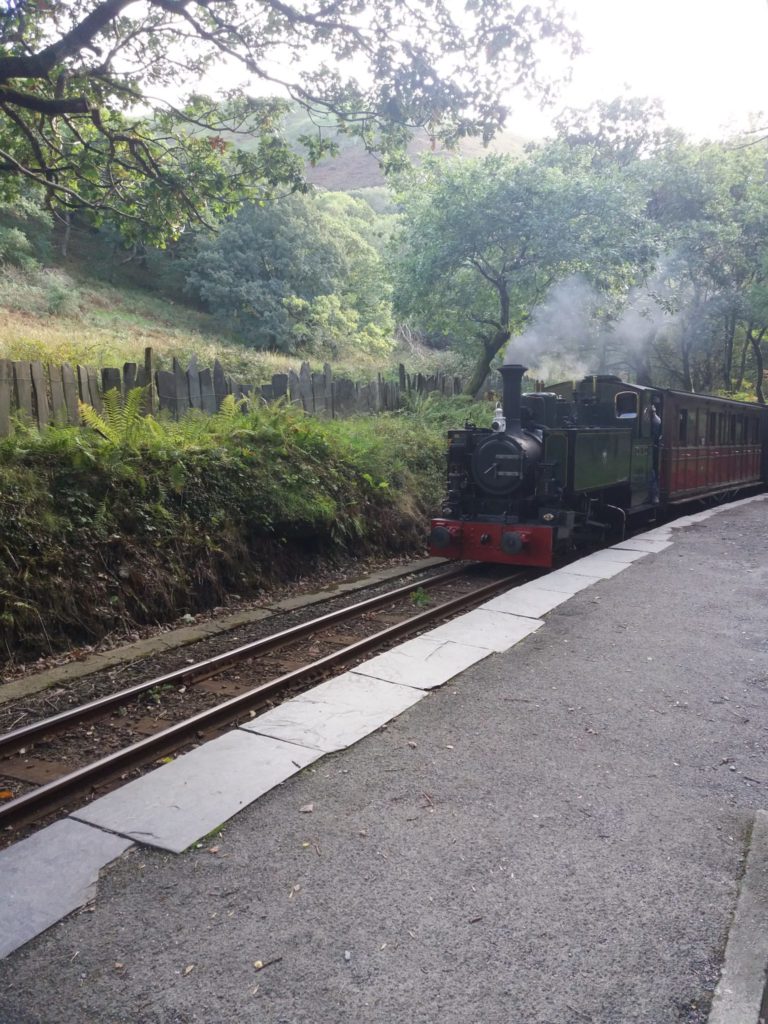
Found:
2,496 -> 767,960
707,810 -> 768,1024
0,819 -> 133,960
0,556 -> 448,706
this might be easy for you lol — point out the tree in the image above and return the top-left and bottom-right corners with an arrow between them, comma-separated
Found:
0,0 -> 580,244
640,139 -> 768,398
553,95 -> 681,168
186,191 -> 393,352
392,148 -> 653,394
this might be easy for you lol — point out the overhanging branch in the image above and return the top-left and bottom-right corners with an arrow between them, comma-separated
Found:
0,0 -> 137,84
0,85 -> 90,116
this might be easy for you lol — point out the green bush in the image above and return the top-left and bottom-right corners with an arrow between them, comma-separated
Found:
185,192 -> 394,354
0,195 -> 53,269
0,226 -> 37,270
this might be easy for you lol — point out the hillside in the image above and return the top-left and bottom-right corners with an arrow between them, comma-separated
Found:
0,108 -> 527,377
0,264 -> 383,382
234,107 -> 529,192
0,261 -> 467,385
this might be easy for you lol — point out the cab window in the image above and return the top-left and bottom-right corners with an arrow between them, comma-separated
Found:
615,392 -> 638,419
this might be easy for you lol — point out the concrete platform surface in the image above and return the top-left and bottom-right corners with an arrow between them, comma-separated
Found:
708,810 -> 768,1024
480,579 -> 579,618
355,636 -> 491,690
423,606 -> 543,651
1,497 -> 768,1024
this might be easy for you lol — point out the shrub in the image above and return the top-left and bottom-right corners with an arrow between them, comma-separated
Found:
0,195 -> 53,270
0,226 -> 37,271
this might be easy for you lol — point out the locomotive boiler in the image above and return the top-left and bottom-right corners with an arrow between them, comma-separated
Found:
429,363 -> 766,568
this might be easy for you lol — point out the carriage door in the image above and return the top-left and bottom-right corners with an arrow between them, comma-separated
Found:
625,393 -> 653,506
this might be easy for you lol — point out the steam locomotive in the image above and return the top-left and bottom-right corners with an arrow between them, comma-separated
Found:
429,364 -> 767,568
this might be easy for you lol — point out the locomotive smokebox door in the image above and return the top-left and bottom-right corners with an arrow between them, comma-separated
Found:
471,435 -> 524,493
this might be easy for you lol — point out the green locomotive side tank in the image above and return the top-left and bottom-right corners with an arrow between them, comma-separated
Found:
571,428 -> 632,491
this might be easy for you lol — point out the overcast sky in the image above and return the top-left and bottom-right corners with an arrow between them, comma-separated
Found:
510,0 -> 768,139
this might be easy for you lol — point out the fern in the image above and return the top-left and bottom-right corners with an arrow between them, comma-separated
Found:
79,387 -> 148,448
209,393 -> 246,430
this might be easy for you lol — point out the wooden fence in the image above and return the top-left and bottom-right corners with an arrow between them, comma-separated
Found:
0,348 -> 465,437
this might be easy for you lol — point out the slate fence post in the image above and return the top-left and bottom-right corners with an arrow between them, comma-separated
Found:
0,346 -> 464,436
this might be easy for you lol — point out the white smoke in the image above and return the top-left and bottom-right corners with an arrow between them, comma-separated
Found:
503,269 -> 678,384
504,275 -> 601,380
606,273 -> 678,372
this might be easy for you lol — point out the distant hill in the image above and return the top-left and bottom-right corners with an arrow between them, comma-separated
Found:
230,107 -> 529,192
305,129 -> 528,190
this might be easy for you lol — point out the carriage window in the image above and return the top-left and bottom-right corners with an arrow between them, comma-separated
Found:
729,415 -> 736,443
707,413 -> 716,444
615,392 -> 638,419
678,409 -> 689,445
754,418 -> 762,443
718,413 -> 726,444
735,416 -> 744,443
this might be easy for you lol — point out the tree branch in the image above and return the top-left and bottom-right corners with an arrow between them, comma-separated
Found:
0,85 -> 90,115
0,0 -> 137,83
0,144 -> 145,221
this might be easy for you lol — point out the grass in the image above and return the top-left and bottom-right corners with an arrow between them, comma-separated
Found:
0,264 -> 471,385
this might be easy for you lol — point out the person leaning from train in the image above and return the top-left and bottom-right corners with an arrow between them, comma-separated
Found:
648,401 -> 662,503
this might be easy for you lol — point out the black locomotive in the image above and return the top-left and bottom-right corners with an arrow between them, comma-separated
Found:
429,363 -> 766,567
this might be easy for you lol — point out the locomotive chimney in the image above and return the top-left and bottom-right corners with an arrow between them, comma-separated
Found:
500,363 -> 527,430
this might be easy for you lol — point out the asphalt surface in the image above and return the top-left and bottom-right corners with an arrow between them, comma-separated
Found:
2,502 -> 767,1024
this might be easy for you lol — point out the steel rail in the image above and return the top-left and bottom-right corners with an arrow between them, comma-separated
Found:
0,571 -> 522,829
0,564 -> 472,758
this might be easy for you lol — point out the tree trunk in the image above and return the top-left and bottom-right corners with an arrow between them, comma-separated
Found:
734,332 -> 750,392
60,210 -> 71,259
464,334 -> 506,397
722,309 -> 736,390
749,327 -> 766,404
463,277 -> 511,397
681,338 -> 693,392
630,333 -> 655,385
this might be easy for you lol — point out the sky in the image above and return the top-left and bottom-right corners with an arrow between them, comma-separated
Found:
190,0 -> 768,143
509,0 -> 768,140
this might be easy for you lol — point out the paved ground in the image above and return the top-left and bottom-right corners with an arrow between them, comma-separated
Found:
2,500 -> 767,1024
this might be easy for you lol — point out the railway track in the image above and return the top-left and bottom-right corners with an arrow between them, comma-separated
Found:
0,563 -> 527,835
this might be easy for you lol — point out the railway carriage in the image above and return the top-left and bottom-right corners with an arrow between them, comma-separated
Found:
660,389 -> 764,500
429,364 -> 767,568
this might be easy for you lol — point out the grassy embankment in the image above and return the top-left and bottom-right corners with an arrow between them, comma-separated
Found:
0,377 -> 489,665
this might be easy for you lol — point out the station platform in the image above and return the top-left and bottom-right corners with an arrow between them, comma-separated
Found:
1,496 -> 768,1024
